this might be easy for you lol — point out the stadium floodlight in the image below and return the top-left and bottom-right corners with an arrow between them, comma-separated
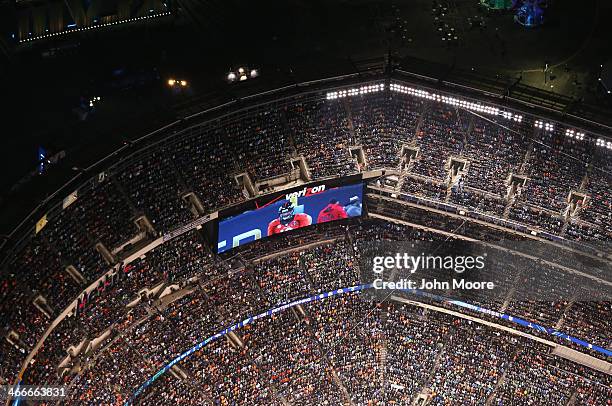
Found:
326,83 -> 385,100
534,120 -> 553,131
88,96 -> 101,108
596,139 -> 612,149
168,78 -> 188,89
227,67 -> 258,84
390,81 -> 509,118
565,129 -> 584,140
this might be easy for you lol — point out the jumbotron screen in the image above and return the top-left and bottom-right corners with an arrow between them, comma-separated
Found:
217,182 -> 363,253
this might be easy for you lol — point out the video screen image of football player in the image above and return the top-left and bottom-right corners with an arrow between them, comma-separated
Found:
267,201 -> 312,236
317,199 -> 348,223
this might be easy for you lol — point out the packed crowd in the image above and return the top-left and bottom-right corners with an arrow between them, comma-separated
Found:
401,175 -> 447,200
1,84 -> 611,401
449,187 -> 506,216
60,285 -> 611,406
462,114 -> 528,196
5,230 -> 215,387
116,146 -> 197,234
520,128 -> 592,212
12,219 -> 603,405
286,96 -> 357,179
491,344 -> 583,405
354,92 -> 426,170
412,105 -> 467,180
172,125 -> 245,215
582,150 -> 612,237
507,203 -> 564,234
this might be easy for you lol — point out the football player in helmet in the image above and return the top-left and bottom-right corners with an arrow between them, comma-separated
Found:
267,200 -> 312,235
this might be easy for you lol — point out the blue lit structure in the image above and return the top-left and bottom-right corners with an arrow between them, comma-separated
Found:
515,0 -> 547,28
37,146 -> 47,174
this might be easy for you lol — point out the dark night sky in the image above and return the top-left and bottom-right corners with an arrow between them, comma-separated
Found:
1,0 -> 611,232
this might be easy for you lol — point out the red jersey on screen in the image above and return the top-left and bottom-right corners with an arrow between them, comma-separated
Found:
267,213 -> 312,235
317,203 -> 348,223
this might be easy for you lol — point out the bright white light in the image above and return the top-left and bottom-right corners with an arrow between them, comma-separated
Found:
595,138 -> 611,149
19,12 -> 172,43
325,83 -> 384,100
565,129 -> 584,140
168,79 -> 176,86
180,80 -> 187,87
238,67 -> 245,74
239,74 -> 248,81
227,72 -> 236,81
533,120 -> 553,131
250,69 -> 258,78
390,82 -> 503,117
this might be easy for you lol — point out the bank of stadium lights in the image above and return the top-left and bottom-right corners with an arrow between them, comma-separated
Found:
167,79 -> 188,87
534,120 -> 554,131
227,67 -> 258,83
89,96 -> 101,108
19,11 -> 172,43
565,129 -> 585,141
596,138 -> 612,150
326,84 -> 385,100
389,83 -> 522,122
385,82 -> 595,145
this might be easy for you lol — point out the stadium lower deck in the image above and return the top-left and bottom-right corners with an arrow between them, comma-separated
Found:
0,79 -> 610,405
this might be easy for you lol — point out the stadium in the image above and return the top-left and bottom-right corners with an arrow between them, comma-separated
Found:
0,1 -> 611,405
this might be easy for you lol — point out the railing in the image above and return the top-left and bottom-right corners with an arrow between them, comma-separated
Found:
367,185 -> 610,260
